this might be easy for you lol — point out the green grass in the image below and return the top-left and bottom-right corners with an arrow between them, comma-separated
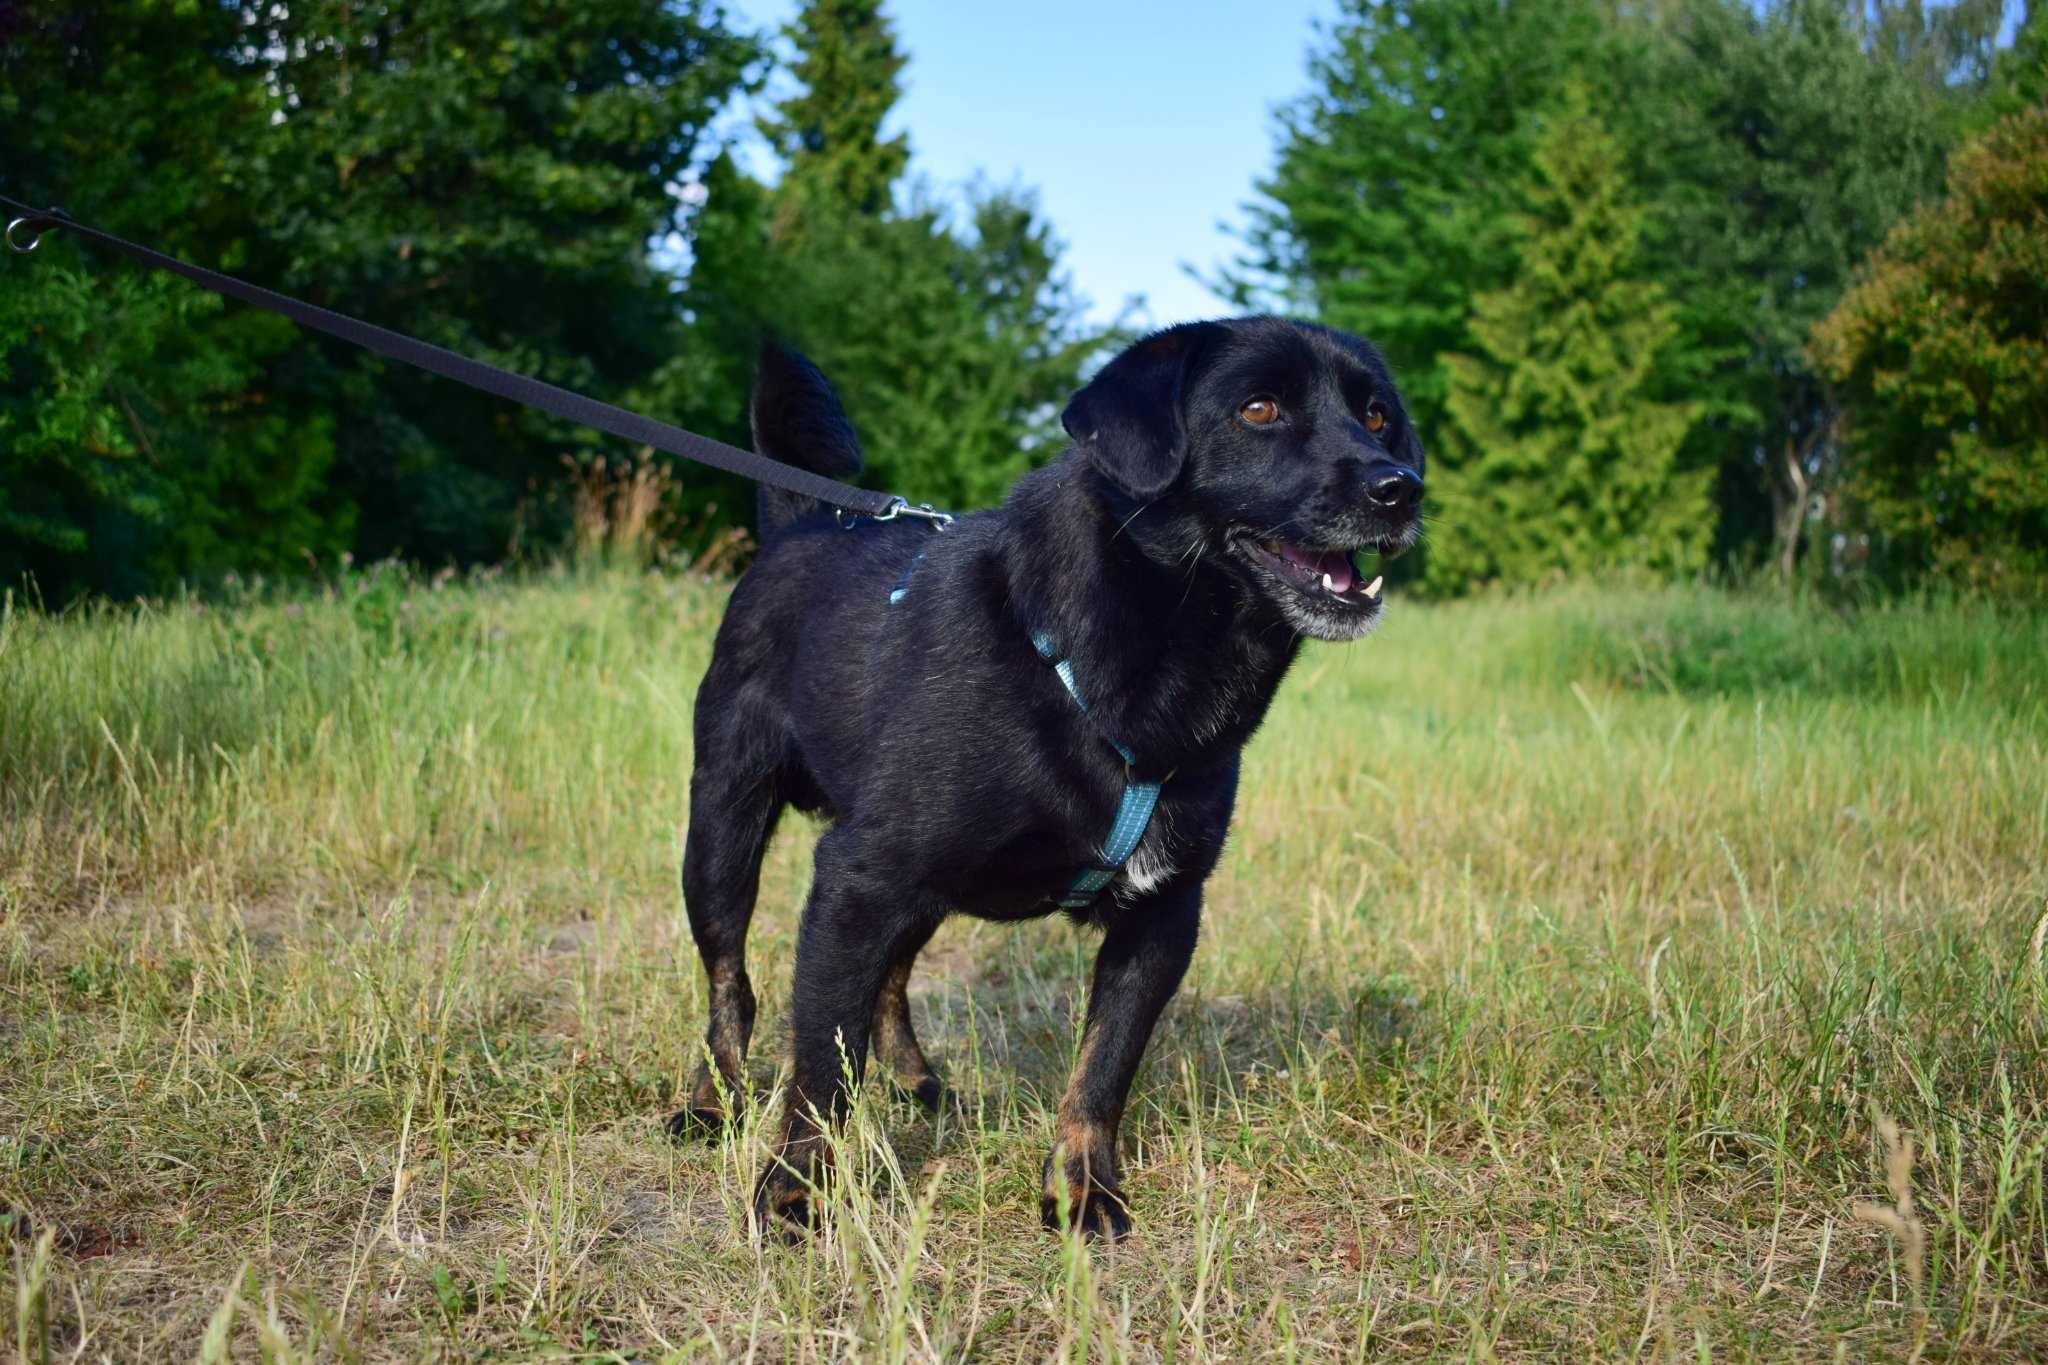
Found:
3,568 -> 2045,1360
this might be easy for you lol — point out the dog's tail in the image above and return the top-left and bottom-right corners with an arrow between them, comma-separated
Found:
750,341 -> 865,539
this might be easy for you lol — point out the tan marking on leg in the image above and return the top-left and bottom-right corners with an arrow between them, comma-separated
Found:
871,955 -> 939,1093
757,1113 -> 837,1234
690,959 -> 754,1123
870,959 -> 911,1064
1044,1024 -> 1122,1221
1044,1115 -> 1112,1200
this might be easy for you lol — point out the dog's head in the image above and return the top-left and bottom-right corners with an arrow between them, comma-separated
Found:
1062,317 -> 1424,641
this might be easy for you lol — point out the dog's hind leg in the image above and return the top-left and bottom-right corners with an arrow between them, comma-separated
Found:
754,827 -> 939,1234
668,757 -> 783,1137
871,923 -> 943,1111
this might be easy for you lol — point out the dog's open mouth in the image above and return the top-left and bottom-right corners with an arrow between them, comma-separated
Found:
1240,538 -> 1383,607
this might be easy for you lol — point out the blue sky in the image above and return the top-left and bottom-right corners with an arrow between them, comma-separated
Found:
719,0 -> 1340,328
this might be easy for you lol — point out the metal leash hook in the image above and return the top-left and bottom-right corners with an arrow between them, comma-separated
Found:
874,496 -> 955,530
836,497 -> 954,531
5,208 -> 61,254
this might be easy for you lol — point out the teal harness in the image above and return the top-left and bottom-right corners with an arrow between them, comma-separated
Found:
889,552 -> 1162,908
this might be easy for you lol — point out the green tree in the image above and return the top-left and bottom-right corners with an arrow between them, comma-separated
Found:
244,0 -> 755,564
1985,3 -> 2047,118
1812,100 -> 2048,597
1623,0 -> 1991,576
760,0 -> 911,219
1234,0 -> 1999,582
1,0 -> 344,598
661,0 -> 1107,515
2,0 -> 754,598
1429,92 -> 1709,592
1223,0 -> 1615,444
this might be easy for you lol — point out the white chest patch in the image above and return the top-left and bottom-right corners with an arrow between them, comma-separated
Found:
1117,813 -> 1178,898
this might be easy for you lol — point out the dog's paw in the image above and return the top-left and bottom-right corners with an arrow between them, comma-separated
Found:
669,1065 -> 740,1137
752,1166 -> 819,1242
663,1104 -> 728,1140
897,1069 -> 944,1115
1040,1182 -> 1133,1242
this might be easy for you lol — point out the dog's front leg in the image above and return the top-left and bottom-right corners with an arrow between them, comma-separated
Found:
1042,879 -> 1202,1241
754,833 -> 935,1237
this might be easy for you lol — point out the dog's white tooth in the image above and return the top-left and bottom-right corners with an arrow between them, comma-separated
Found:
1364,575 -> 1383,599
1321,572 -> 1336,592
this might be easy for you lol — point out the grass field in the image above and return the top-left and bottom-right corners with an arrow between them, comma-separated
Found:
3,568 -> 2045,1360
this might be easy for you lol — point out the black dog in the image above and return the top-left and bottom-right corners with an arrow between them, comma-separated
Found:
670,317 -> 1424,1239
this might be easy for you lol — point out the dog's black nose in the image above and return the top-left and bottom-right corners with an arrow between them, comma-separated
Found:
1365,465 -> 1423,514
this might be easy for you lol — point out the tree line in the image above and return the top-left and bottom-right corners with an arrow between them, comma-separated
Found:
1231,0 -> 2045,596
2,0 -> 2043,603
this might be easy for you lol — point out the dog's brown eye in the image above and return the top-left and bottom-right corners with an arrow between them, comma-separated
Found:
1239,397 -> 1280,426
1364,402 -> 1388,435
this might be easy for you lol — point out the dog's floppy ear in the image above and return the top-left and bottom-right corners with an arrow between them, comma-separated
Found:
1062,323 -> 1219,500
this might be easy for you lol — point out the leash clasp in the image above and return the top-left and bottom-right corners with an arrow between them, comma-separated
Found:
836,496 -> 955,531
873,496 -> 954,530
6,211 -> 60,254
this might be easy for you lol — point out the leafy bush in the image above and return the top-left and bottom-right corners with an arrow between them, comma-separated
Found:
1812,101 -> 2048,598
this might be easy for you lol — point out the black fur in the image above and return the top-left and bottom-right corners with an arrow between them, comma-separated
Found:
750,342 -> 864,535
671,318 -> 1425,1240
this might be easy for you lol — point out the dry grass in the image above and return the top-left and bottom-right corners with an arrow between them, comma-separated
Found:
2,570 -> 2045,1360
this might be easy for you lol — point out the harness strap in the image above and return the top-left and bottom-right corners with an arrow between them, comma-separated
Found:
883,553 -> 1163,909
1030,632 -> 1163,908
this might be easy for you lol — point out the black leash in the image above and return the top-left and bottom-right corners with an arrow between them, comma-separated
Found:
1,195 -> 954,528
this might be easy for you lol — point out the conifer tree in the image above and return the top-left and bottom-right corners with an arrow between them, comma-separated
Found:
664,0 -> 1106,515
759,0 -> 911,220
1,0 -> 755,596
1237,0 -> 1982,579
1429,92 -> 1709,592
0,1 -> 343,598
1226,0 -> 1611,441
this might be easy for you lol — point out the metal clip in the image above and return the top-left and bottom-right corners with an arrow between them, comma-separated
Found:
837,498 -> 952,530
6,214 -> 57,254
873,496 -> 955,530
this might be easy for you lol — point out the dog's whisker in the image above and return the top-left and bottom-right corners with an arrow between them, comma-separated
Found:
1110,501 -> 1153,543
1174,547 -> 1207,614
